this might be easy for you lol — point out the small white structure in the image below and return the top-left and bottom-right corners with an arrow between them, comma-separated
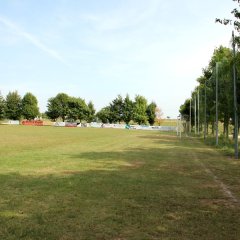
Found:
53,122 -> 65,127
8,120 -> 20,125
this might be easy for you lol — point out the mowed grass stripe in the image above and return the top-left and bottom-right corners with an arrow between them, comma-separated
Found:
0,126 -> 240,239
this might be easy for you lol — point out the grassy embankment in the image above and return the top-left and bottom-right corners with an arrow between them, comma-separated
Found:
0,125 -> 240,239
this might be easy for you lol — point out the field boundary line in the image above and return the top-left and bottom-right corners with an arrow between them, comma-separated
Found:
192,151 -> 240,205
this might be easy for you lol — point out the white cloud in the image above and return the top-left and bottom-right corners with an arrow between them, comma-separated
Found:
80,0 -> 161,32
0,15 -> 68,65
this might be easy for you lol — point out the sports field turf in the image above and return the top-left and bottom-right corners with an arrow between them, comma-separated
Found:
0,125 -> 240,240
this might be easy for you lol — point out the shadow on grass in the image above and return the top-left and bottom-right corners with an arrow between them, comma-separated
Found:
0,170 -> 190,240
0,168 -> 240,240
0,134 -> 240,239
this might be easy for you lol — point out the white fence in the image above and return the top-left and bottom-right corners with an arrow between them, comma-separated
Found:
52,121 -> 176,132
2,120 -> 20,125
2,121 -> 176,131
53,122 -> 66,127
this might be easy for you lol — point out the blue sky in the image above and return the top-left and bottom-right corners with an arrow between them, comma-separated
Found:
0,0 -> 236,118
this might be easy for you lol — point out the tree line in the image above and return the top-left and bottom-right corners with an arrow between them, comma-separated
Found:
0,91 -> 163,125
179,46 -> 237,137
0,91 -> 39,120
179,0 -> 240,139
96,94 -> 162,125
46,93 -> 95,123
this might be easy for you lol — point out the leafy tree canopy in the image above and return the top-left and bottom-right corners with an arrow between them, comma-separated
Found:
5,91 -> 22,120
133,95 -> 148,125
146,101 -> 157,125
96,107 -> 111,123
22,92 -> 39,120
0,92 -> 5,120
87,101 -> 96,122
122,94 -> 134,124
46,93 -> 70,121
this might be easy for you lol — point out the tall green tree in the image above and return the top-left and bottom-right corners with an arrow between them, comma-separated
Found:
96,106 -> 111,123
67,97 -> 89,122
45,97 -> 59,121
179,99 -> 191,121
5,91 -> 22,120
133,95 -> 148,125
22,92 -> 39,120
201,68 -> 216,135
179,46 -> 234,137
146,101 -> 157,125
46,93 -> 70,121
87,101 -> 96,122
209,46 -> 233,137
109,95 -> 124,123
122,94 -> 134,124
0,93 -> 5,120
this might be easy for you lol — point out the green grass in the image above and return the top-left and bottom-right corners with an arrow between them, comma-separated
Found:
203,135 -> 236,156
0,126 -> 240,239
160,119 -> 177,126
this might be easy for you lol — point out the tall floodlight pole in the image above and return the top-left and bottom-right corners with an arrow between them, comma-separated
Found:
177,116 -> 179,136
216,63 -> 219,146
198,88 -> 200,135
194,95 -> 197,135
179,114 -> 182,138
232,31 -> 238,159
190,98 -> 192,134
204,79 -> 207,140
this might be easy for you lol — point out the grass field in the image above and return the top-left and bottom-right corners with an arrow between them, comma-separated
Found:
0,126 -> 240,240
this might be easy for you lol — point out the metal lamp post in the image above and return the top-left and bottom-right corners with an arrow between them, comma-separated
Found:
204,78 -> 207,141
232,31 -> 238,159
194,94 -> 197,135
216,62 -> 219,146
190,97 -> 191,134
